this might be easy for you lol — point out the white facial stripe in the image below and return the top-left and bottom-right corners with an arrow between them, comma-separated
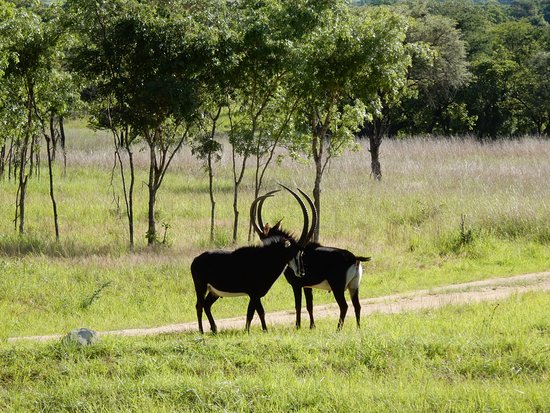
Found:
207,284 -> 247,298
288,257 -> 299,273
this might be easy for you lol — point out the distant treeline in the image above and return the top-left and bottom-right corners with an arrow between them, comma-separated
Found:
354,0 -> 550,138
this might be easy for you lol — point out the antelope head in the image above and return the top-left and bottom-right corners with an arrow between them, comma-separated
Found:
250,185 -> 318,274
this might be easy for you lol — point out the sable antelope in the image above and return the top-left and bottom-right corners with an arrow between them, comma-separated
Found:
191,189 -> 313,334
253,185 -> 370,330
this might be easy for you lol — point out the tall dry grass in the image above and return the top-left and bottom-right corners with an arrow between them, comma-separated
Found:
4,130 -> 550,256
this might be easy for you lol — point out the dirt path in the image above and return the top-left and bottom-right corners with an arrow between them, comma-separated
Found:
7,271 -> 550,342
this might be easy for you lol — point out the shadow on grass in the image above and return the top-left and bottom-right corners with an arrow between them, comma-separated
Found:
0,234 -> 124,258
169,182 -> 235,195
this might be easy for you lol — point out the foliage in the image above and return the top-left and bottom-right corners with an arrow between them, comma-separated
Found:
399,11 -> 472,135
0,1 -> 71,238
66,0 -> 217,245
423,0 -> 550,137
288,2 -> 410,237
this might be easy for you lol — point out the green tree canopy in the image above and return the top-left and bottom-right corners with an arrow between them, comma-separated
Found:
290,2 -> 409,239
66,0 -> 217,246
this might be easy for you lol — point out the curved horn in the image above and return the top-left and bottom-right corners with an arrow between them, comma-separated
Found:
297,188 -> 317,243
250,190 -> 279,237
257,190 -> 280,232
279,183 -> 309,247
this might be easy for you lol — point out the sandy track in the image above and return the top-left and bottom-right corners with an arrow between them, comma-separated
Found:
7,271 -> 550,342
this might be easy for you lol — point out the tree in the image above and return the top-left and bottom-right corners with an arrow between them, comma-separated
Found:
464,18 -> 549,137
0,0 -> 18,179
290,3 -> 409,239
400,12 -> 472,135
509,0 -> 547,26
493,20 -> 550,134
67,0 -> 212,247
190,1 -> 238,243
507,50 -> 550,134
1,1 -> 67,238
221,0 -> 331,242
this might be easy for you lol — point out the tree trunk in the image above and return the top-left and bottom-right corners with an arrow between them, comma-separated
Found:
16,164 -> 28,234
312,131 -> 324,242
232,184 -> 239,242
45,131 -> 59,240
369,135 -> 382,181
0,143 -> 5,179
312,165 -> 322,243
16,83 -> 34,234
113,127 -> 136,250
123,135 -> 135,249
147,144 -> 158,246
49,113 -> 57,162
248,151 -> 262,242
208,151 -> 216,242
59,116 -> 67,176
231,149 -> 247,243
147,184 -> 157,246
127,149 -> 135,250
206,108 -> 221,243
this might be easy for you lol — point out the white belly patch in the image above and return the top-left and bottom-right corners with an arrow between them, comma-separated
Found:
305,263 -> 363,292
207,284 -> 247,298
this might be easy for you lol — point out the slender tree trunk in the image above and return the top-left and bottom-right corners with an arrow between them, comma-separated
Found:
49,113 -> 57,162
232,184 -> 239,242
312,131 -> 323,242
247,101 -> 295,242
312,165 -> 322,243
147,143 -> 158,246
16,83 -> 34,234
30,131 -> 39,179
126,142 -> 135,250
144,126 -> 188,247
59,116 -> 67,176
16,158 -> 28,234
8,138 -> 14,180
207,107 -> 221,243
232,151 -> 247,243
248,143 -> 262,242
207,151 -> 216,242
113,128 -> 136,250
45,131 -> 59,240
147,185 -> 157,246
0,144 -> 5,179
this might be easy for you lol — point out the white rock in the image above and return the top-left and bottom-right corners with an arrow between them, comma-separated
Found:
62,328 -> 98,346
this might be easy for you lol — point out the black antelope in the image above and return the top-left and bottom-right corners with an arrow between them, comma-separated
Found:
191,189 -> 314,333
253,184 -> 370,330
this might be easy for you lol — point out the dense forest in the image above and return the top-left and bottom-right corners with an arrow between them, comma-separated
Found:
0,0 -> 549,245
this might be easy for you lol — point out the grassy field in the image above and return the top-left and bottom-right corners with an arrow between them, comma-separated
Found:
1,126 -> 549,337
1,126 -> 549,410
0,292 -> 548,412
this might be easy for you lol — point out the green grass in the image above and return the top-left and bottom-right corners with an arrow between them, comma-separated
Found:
0,292 -> 548,412
1,135 -> 550,337
1,132 -> 549,411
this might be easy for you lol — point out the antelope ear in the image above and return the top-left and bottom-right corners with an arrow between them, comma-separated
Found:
284,240 -> 291,248
263,224 -> 270,236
